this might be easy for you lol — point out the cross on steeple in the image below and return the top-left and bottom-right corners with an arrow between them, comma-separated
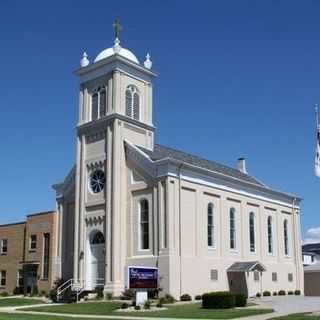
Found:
113,19 -> 122,40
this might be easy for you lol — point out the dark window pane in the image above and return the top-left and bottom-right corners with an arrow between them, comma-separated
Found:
92,93 -> 98,120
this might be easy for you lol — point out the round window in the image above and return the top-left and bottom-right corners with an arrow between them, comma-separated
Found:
90,169 -> 106,193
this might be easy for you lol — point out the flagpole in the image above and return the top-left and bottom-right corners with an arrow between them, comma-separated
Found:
316,104 -> 319,129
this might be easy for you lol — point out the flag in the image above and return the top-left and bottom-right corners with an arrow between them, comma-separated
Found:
315,111 -> 320,177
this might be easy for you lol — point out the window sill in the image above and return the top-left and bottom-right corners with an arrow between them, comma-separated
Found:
40,278 -> 48,281
29,249 -> 37,253
0,253 -> 7,256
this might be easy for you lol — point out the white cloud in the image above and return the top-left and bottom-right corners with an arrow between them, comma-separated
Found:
304,227 -> 320,244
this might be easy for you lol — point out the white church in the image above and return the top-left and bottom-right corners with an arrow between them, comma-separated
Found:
53,24 -> 304,299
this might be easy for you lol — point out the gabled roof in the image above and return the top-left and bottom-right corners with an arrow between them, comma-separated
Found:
303,243 -> 320,254
138,144 -> 265,187
304,263 -> 320,273
227,261 -> 266,272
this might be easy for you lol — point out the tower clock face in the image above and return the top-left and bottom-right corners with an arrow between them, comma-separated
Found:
90,169 -> 106,193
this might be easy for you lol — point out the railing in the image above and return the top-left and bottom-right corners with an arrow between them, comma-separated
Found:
56,278 -> 105,302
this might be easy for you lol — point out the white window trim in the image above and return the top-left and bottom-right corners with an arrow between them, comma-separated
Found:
91,86 -> 107,121
125,85 -> 140,121
284,219 -> 290,257
0,270 -> 6,287
29,235 -> 37,251
229,208 -> 237,251
0,239 -> 7,255
207,203 -> 215,249
267,216 -> 274,255
138,199 -> 150,252
249,212 -> 256,254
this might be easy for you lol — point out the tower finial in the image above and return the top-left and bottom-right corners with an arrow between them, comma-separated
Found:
80,51 -> 89,67
113,19 -> 122,40
144,53 -> 152,69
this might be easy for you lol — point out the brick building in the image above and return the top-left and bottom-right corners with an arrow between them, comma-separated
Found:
0,211 -> 57,295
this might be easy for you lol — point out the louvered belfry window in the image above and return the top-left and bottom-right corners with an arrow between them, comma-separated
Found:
125,85 -> 140,121
91,86 -> 107,121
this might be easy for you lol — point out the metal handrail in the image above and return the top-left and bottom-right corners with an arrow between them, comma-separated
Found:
56,278 -> 105,302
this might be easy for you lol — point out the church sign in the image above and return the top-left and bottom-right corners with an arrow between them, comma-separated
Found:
128,266 -> 158,289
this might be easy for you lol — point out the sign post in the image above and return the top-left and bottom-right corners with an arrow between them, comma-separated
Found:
128,266 -> 158,306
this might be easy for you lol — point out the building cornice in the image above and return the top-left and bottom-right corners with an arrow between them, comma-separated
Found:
77,113 -> 155,136
156,158 -> 301,204
75,54 -> 158,84
125,142 -> 301,209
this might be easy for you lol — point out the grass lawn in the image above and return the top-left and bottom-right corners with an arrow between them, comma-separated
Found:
27,301 -> 274,319
0,314 -> 117,320
0,298 -> 44,307
272,313 -> 320,320
25,301 -> 121,315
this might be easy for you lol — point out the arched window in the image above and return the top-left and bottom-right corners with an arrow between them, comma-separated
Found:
284,219 -> 289,256
99,89 -> 106,118
91,231 -> 105,245
230,208 -> 236,250
207,203 -> 214,247
140,199 -> 149,250
267,216 -> 273,254
249,212 -> 255,252
91,87 -> 107,121
92,93 -> 98,121
125,85 -> 140,120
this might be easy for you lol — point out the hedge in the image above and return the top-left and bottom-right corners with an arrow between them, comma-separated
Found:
234,293 -> 247,307
180,294 -> 192,301
202,292 -> 237,309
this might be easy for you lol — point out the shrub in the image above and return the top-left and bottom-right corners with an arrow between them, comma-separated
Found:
273,292 -> 278,296
121,289 -> 135,300
180,294 -> 192,301
134,305 -> 141,310
121,303 -> 129,309
40,290 -> 47,297
234,293 -> 247,307
160,294 -> 175,304
13,287 -> 23,295
144,300 -> 151,310
95,287 -> 104,300
0,292 -> 8,297
156,300 -> 163,308
195,295 -> 202,300
48,278 -> 65,303
288,291 -> 294,295
105,293 -> 113,300
256,292 -> 261,298
263,291 -> 271,297
202,291 -> 235,309
278,290 -> 286,296
295,290 -> 301,296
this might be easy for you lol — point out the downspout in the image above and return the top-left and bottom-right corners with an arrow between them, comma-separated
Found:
178,163 -> 183,298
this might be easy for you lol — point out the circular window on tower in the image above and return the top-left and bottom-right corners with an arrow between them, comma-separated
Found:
89,169 -> 106,193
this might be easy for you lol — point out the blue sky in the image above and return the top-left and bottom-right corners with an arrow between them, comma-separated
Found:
0,1 -> 319,240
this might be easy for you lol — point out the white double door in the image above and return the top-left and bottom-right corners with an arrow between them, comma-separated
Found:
86,243 -> 105,290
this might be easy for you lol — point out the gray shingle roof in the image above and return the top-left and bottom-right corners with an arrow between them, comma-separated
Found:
227,261 -> 266,272
303,243 -> 320,254
138,144 -> 265,187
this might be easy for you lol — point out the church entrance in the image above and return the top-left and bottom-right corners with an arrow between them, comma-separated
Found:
86,230 -> 105,290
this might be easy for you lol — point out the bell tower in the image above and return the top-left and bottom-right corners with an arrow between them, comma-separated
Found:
73,23 -> 157,296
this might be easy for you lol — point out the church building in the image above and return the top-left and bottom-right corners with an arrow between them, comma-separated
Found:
53,25 -> 304,299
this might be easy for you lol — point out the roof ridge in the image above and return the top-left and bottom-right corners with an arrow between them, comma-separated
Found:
154,143 -> 262,184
